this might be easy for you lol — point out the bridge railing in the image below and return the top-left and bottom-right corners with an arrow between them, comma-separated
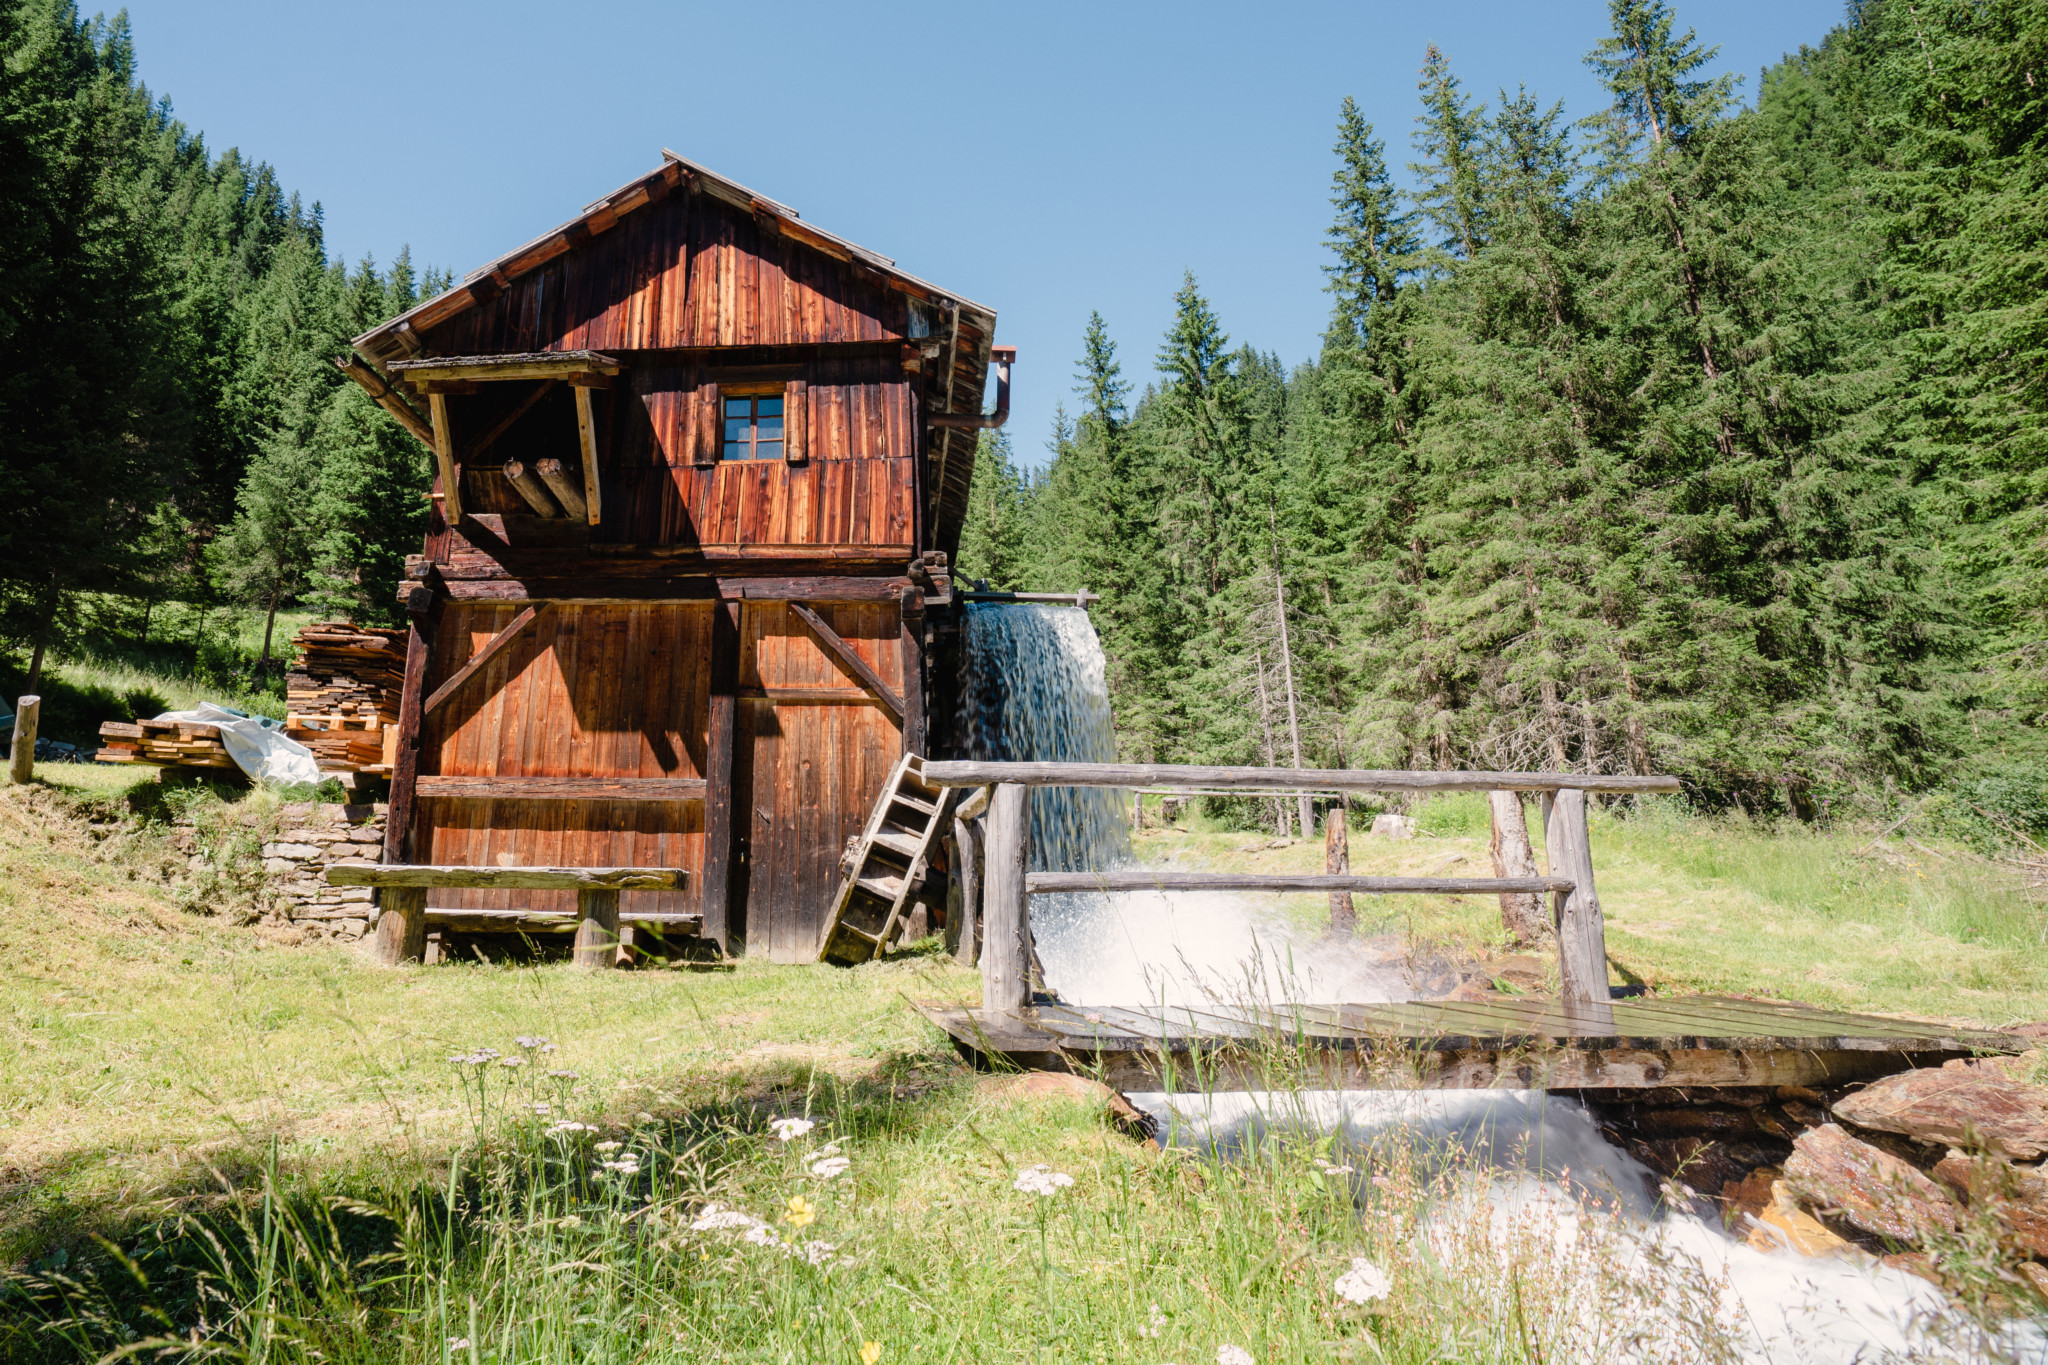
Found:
918,763 -> 1681,1013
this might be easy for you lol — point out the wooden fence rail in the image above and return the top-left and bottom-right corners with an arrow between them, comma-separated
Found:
922,762 -> 1681,795
957,765 -> 1660,1013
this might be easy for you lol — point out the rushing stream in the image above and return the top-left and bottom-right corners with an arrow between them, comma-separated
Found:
958,602 -> 2042,1362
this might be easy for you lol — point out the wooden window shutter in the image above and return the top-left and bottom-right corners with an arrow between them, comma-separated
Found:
785,378 -> 808,463
694,380 -> 720,466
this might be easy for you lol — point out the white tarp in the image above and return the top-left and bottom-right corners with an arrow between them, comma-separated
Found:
152,703 -> 321,786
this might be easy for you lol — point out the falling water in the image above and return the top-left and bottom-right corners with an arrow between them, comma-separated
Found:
957,602 -> 1402,1005
957,602 -> 1128,872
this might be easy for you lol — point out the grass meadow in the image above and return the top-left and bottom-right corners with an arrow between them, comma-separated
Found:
0,764 -> 2043,1362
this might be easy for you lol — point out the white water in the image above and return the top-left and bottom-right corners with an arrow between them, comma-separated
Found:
1135,1090 -> 2044,1364
962,604 -> 2043,1362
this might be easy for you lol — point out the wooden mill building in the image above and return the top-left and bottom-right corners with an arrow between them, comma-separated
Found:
340,150 -> 1007,961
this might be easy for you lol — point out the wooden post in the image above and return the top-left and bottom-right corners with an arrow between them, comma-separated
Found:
573,385 -> 602,525
383,596 -> 437,865
428,392 -> 462,525
8,695 -> 39,784
700,599 -> 742,955
1544,788 -> 1610,1007
981,782 -> 1031,1012
951,814 -> 981,967
1488,789 -> 1546,945
898,587 -> 925,757
573,888 -> 620,968
373,886 -> 427,964
1324,805 -> 1354,935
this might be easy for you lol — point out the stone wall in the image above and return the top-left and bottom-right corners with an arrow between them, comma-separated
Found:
259,801 -> 386,941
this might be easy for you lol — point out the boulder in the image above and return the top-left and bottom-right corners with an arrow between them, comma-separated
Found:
1832,1061 -> 2048,1160
1783,1123 -> 1958,1245
1369,813 -> 1414,839
1745,1179 -> 1857,1257
1932,1151 -> 2048,1259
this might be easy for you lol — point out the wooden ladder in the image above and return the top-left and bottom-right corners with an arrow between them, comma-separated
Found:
817,753 -> 950,965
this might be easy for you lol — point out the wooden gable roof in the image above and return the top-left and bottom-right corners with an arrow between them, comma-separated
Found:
350,151 -> 997,557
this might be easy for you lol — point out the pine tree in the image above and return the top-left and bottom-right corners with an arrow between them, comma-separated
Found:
1410,45 -> 1489,258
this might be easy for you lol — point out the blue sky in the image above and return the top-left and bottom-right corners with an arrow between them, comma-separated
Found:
125,0 -> 1848,467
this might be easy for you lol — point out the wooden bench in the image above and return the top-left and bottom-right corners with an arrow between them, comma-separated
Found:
325,863 -> 685,968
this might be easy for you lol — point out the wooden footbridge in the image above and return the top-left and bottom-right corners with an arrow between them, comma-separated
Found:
908,763 -> 2012,1091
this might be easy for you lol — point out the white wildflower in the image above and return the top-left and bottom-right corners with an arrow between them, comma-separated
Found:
497,1056 -> 524,1068
1012,1165 -> 1074,1197
769,1117 -> 815,1142
446,1337 -> 471,1350
529,1103 -> 551,1115
1138,1303 -> 1167,1339
1217,1347 -> 1254,1365
1333,1256 -> 1391,1304
548,1069 -> 578,1079
514,1035 -> 548,1049
599,1159 -> 642,1176
796,1239 -> 838,1265
544,1121 -> 595,1136
689,1204 -> 761,1232
594,1140 -> 622,1152
809,1155 -> 852,1180
540,1042 -> 558,1053
742,1223 -> 779,1247
1313,1158 -> 1356,1176
815,1141 -> 843,1158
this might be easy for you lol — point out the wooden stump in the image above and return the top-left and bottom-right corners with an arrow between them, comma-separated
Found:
950,815 -> 983,967
374,886 -> 428,964
9,695 -> 39,784
573,888 -> 621,969
1487,790 -> 1545,945
1325,806 -> 1354,935
982,783 -> 1031,1012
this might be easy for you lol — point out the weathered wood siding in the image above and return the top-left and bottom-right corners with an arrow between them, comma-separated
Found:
735,601 -> 903,961
418,603 -> 711,918
420,190 -> 908,357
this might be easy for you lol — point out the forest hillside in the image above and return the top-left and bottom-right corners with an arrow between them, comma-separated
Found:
958,0 -> 2046,833
1,0 -> 2042,834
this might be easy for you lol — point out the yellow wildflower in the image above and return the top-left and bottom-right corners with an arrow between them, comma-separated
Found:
860,1344 -> 882,1365
784,1195 -> 818,1229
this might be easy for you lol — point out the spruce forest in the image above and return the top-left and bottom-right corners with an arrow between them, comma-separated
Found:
957,0 -> 2048,828
0,0 -> 2041,827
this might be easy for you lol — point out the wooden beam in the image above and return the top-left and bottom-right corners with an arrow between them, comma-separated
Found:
416,775 -> 706,801
573,385 -> 601,525
982,783 -> 1031,1013
423,908 -> 702,935
738,687 -> 889,705
700,600 -> 741,955
329,863 -> 685,890
1024,872 -> 1573,895
334,353 -> 435,449
386,350 -> 623,383
533,459 -> 587,520
898,587 -> 925,755
502,461 -> 562,517
421,605 -> 539,716
428,392 -> 463,525
1325,808 -> 1354,935
788,602 -> 904,721
1545,788 -> 1611,1006
464,379 -> 558,463
382,597 -> 438,866
920,762 -> 1682,795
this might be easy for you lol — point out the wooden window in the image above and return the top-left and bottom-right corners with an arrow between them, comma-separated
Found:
721,385 -> 784,461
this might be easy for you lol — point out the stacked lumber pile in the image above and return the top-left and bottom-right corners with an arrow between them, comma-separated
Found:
285,621 -> 405,774
96,719 -> 236,770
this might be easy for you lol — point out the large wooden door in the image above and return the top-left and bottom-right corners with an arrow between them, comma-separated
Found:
416,603 -> 711,918
736,601 -> 903,961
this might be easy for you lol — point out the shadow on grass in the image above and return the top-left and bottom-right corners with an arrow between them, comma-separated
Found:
0,663 -> 174,751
